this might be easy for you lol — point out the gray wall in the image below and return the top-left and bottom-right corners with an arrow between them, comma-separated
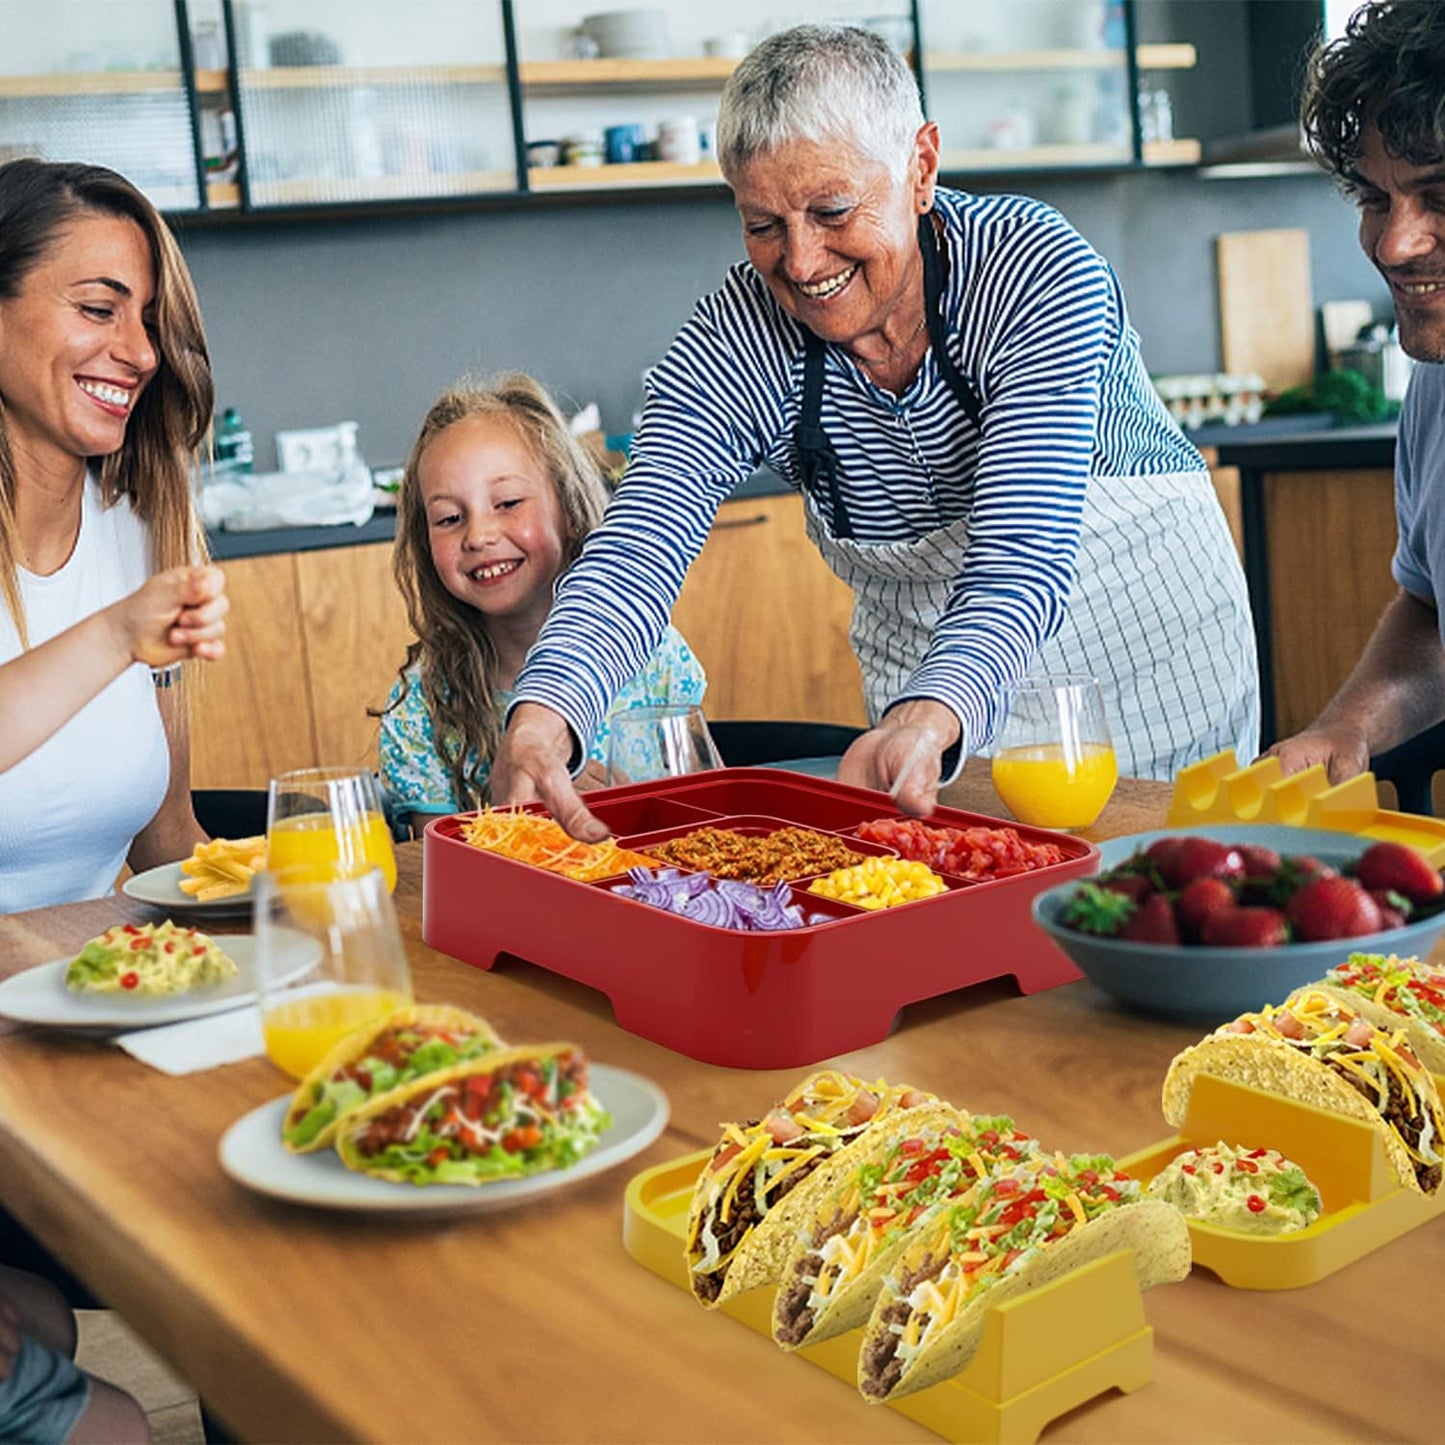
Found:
172,167 -> 1386,471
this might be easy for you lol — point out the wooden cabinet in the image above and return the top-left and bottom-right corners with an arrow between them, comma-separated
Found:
1265,468 -> 1398,740
190,541 -> 414,788
671,493 -> 866,727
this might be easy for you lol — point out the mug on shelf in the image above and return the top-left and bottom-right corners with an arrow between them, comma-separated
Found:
604,123 -> 646,164
657,117 -> 700,166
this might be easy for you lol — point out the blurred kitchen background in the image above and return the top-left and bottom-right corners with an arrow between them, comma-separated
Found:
0,0 -> 1414,796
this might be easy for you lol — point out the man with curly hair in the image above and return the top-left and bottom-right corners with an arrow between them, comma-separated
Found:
1270,0 -> 1445,782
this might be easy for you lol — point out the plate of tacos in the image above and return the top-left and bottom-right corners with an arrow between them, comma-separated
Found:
219,1030 -> 669,1214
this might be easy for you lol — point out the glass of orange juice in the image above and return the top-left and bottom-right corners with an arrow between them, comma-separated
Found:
990,675 -> 1118,830
253,865 -> 413,1079
266,766 -> 397,891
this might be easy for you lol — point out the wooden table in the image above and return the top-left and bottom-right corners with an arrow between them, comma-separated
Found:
1,763 -> 1441,1443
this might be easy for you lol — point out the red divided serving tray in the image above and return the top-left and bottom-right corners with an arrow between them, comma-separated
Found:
421,768 -> 1098,1068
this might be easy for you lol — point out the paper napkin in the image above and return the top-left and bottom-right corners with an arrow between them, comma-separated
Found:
116,1006 -> 265,1076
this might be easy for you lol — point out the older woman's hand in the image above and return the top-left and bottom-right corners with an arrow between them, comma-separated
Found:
837,700 -> 961,817
491,703 -> 610,841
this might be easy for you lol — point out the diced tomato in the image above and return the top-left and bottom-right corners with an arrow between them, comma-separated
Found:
1228,1019 -> 1255,1034
1246,1194 -> 1266,1213
120,971 -> 140,991
1181,1165 -> 1196,1176
1100,1184 -> 1121,1201
427,1148 -> 449,1166
992,1177 -> 1020,1197
1273,1010 -> 1305,1040
898,1137 -> 926,1157
129,938 -> 147,951
710,1142 -> 742,1173
502,1125 -> 543,1152
1236,1159 -> 1258,1173
1248,1148 -> 1268,1158
122,925 -> 141,936
846,1089 -> 879,1126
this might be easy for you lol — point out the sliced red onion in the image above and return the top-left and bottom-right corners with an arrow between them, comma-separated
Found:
615,868 -> 814,930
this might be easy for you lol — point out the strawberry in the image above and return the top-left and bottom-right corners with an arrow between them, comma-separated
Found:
1100,873 -> 1154,904
1201,906 -> 1288,948
1354,841 -> 1445,907
1061,882 -> 1135,937
1158,837 -> 1245,890
1175,877 -> 1237,941
1120,894 -> 1182,945
1237,844 -> 1282,878
1286,876 -> 1383,942
1368,887 -> 1413,926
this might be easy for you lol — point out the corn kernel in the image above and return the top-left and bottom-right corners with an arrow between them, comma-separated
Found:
807,856 -> 947,909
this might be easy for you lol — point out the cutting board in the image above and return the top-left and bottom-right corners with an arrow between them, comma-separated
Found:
1216,228 -> 1316,389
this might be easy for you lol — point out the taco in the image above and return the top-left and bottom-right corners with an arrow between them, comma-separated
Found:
283,1004 -> 502,1153
1295,953 -> 1445,1074
335,1043 -> 609,1186
1162,990 -> 1444,1195
686,1071 -> 935,1310
773,1108 -> 1047,1351
857,1151 -> 1190,1403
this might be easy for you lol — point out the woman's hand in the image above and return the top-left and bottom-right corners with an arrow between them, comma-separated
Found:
110,565 -> 229,668
1263,724 -> 1372,784
490,703 -> 610,841
837,700 -> 961,816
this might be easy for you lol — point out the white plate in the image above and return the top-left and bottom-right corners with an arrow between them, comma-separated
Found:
0,934 -> 311,1034
218,1064 -> 670,1215
122,861 -> 253,919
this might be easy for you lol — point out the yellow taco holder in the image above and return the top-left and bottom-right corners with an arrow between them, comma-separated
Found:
1167,750 -> 1445,866
624,1150 -> 1156,1444
1119,1073 -> 1445,1290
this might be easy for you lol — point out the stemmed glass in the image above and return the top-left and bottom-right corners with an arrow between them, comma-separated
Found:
253,865 -> 413,1079
990,675 -> 1118,830
266,766 -> 397,891
605,704 -> 723,786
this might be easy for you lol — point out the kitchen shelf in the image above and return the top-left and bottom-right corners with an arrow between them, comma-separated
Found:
237,63 -> 507,90
940,142 -> 1133,171
1136,43 -> 1197,69
927,44 -> 1196,74
519,57 -> 737,87
206,179 -> 241,208
528,159 -> 723,189
1143,138 -> 1203,165
196,69 -> 228,94
0,70 -> 186,98
248,170 -> 517,205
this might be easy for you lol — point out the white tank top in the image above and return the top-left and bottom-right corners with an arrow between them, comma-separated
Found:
0,478 -> 170,913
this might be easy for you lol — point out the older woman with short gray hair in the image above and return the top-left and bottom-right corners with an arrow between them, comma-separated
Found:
494,24 -> 1257,837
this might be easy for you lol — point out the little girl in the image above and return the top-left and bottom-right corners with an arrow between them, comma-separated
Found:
379,374 -> 706,822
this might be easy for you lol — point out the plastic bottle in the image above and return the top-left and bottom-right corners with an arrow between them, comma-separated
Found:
214,407 -> 254,474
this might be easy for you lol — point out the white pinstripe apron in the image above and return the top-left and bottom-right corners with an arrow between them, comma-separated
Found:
801,472 -> 1259,782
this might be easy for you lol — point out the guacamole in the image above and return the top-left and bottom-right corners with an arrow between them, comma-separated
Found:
1147,1140 -> 1322,1235
64,921 -> 237,996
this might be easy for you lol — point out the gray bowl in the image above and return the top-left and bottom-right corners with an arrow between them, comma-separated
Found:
1031,823 -> 1445,1023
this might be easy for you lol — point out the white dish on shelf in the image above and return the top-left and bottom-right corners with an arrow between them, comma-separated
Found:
218,1064 -> 669,1215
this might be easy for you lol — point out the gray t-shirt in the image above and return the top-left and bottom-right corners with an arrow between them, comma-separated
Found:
1392,360 -> 1445,643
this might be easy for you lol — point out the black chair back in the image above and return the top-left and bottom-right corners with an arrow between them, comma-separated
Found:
708,719 -> 865,767
1369,717 -> 1445,816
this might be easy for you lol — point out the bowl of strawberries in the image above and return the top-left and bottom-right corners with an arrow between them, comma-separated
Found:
1031,824 -> 1445,1020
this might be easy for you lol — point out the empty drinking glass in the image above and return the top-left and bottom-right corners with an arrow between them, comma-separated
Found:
605,704 -> 722,786
990,675 -> 1118,830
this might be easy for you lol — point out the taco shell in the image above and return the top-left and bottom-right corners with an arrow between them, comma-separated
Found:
772,1103 -> 968,1350
283,1004 -> 501,1153
686,1071 -> 935,1310
858,1196 -> 1189,1402
335,1041 -> 604,1185
1291,955 -> 1445,1075
1162,994 -> 1445,1195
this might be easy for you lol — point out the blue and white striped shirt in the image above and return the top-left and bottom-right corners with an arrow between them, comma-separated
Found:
514,187 -> 1205,756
